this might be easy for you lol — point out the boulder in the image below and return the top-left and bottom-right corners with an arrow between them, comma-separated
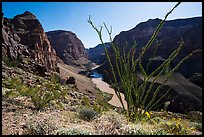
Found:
33,64 -> 48,77
66,76 -> 76,85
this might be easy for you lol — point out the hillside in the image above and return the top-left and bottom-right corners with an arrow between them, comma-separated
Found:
2,61 -> 202,135
112,17 -> 202,78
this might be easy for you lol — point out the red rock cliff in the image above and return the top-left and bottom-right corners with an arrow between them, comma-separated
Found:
46,30 -> 88,62
9,11 -> 59,72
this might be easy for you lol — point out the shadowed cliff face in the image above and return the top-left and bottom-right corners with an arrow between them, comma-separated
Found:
112,17 -> 202,78
3,11 -> 59,72
96,17 -> 202,80
46,30 -> 88,66
86,43 -> 110,64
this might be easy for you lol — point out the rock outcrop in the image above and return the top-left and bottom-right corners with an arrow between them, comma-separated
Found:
2,11 -> 59,73
46,30 -> 89,67
2,12 -> 29,61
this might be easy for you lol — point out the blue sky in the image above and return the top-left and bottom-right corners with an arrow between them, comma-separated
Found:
2,2 -> 202,48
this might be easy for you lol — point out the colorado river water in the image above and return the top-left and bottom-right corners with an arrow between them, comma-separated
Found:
91,71 -> 127,109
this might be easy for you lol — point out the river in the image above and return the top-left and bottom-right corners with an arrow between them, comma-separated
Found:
90,70 -> 127,109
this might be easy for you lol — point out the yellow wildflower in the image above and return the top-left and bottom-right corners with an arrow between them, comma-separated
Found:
176,120 -> 180,124
167,121 -> 171,126
130,112 -> 134,116
175,123 -> 180,129
145,111 -> 151,118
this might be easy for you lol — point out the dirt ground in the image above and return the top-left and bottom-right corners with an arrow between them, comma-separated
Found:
57,63 -> 96,94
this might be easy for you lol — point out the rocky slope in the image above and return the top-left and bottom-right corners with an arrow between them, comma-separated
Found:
2,11 -> 59,75
2,70 -> 202,135
112,17 -> 202,78
47,30 -> 89,67
2,61 -> 202,135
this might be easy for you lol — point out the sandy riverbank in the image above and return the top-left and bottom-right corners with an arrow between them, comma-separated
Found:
92,77 -> 127,109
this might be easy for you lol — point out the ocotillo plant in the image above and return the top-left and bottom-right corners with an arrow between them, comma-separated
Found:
88,2 -> 201,121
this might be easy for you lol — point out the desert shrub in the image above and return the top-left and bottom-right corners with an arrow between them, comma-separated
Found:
159,119 -> 189,135
78,106 -> 98,121
93,89 -> 112,114
56,128 -> 90,135
4,77 -> 22,97
81,96 -> 91,107
3,58 -> 20,68
48,73 -> 62,84
121,124 -> 169,135
88,2 -> 201,121
190,122 -> 202,132
4,75 -> 68,110
31,76 -> 69,110
149,116 -> 164,125
153,129 -> 169,135
80,89 -> 112,115
124,128 -> 169,135
95,114 -> 123,135
187,111 -> 202,123
23,117 -> 57,135
93,103 -> 102,114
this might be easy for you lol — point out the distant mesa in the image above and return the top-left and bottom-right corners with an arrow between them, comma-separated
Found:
46,30 -> 89,67
86,42 -> 110,64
